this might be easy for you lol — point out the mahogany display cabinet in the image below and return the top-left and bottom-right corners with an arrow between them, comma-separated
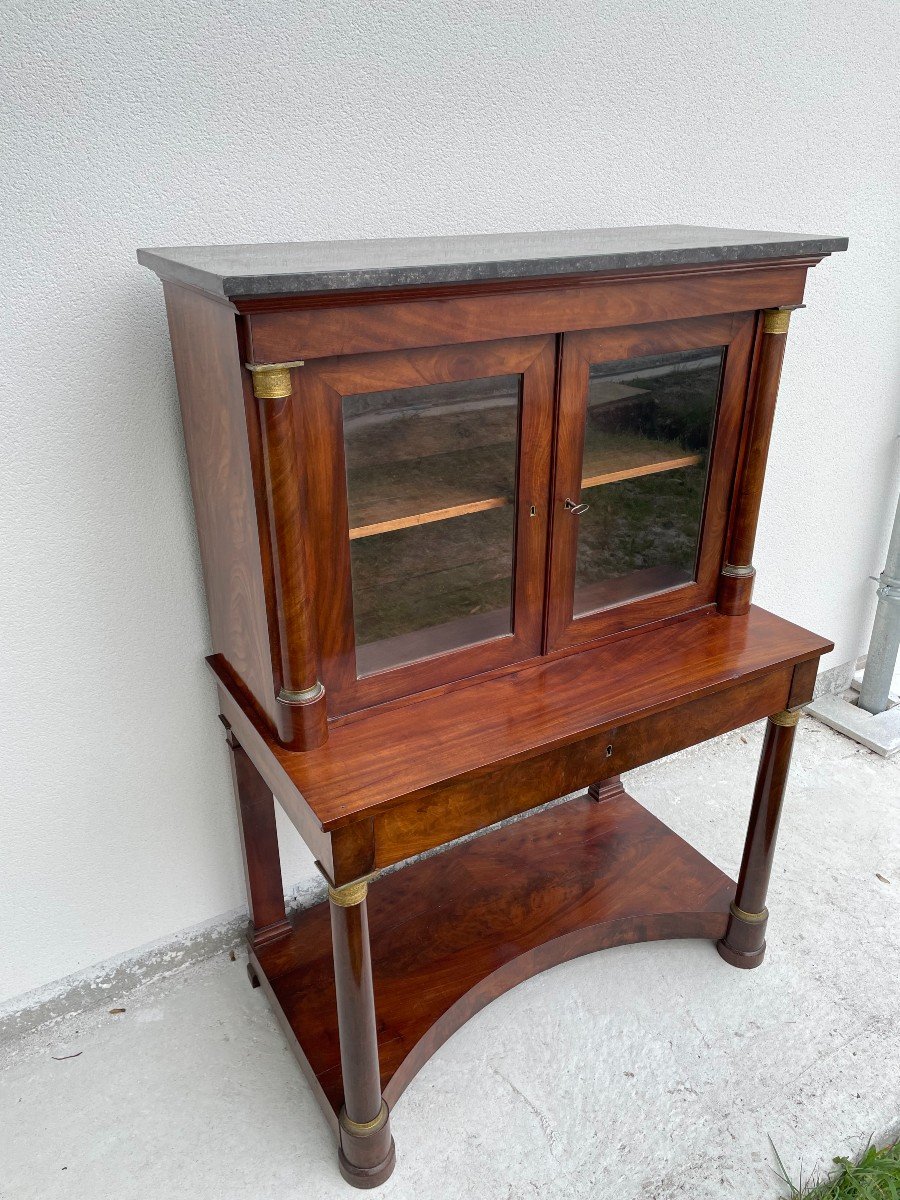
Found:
140,226 -> 847,1187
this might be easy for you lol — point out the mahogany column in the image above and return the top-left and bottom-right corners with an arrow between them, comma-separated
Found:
717,709 -> 799,968
249,362 -> 328,750
718,306 -> 796,616
225,728 -> 291,950
328,875 -> 396,1188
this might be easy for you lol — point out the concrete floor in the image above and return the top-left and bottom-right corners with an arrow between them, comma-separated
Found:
2,717 -> 899,1200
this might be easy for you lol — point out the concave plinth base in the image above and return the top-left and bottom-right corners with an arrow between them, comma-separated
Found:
252,789 -> 734,1123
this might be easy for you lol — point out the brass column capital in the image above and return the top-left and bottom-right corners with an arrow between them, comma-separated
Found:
246,360 -> 305,399
770,709 -> 801,727
763,308 -> 793,335
328,878 -> 369,907
316,863 -> 378,907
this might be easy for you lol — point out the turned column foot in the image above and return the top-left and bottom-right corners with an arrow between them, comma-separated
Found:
717,709 -> 799,969
716,902 -> 769,969
338,1102 -> 397,1188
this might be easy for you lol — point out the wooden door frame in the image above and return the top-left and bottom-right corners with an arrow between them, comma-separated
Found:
300,335 -> 557,716
545,312 -> 756,651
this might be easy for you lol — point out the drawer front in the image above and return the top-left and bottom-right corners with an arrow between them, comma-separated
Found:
373,663 -> 798,867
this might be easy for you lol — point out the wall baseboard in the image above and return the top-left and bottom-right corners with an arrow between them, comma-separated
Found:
1,658 -> 860,1049
0,876 -> 326,1049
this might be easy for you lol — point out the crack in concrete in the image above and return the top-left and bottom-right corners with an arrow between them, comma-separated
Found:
783,1016 -> 884,1090
489,1064 -> 561,1158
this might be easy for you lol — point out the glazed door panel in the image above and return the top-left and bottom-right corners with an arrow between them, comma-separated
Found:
546,313 -> 755,649
302,336 -> 555,714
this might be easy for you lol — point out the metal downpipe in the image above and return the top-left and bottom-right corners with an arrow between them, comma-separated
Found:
858,485 -> 900,716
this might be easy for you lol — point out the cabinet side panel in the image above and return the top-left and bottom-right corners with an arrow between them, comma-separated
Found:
163,283 -> 278,725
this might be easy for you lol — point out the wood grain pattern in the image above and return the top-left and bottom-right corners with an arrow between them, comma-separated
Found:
717,713 -> 798,968
546,313 -> 754,649
301,336 -> 555,715
252,789 -> 735,1116
328,892 -> 395,1182
373,664 -> 794,867
225,727 -> 291,947
256,379 -> 328,747
162,283 -> 279,725
244,263 -> 809,362
148,244 -> 841,1190
208,605 -> 832,835
718,315 -> 791,614
235,256 -> 822,317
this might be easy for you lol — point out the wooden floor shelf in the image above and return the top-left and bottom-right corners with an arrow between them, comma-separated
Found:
251,787 -> 735,1118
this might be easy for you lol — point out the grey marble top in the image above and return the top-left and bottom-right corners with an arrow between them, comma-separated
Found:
137,225 -> 847,298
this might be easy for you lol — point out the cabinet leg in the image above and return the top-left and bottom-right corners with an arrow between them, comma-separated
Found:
588,776 -> 625,803
328,876 -> 395,1188
225,728 -> 292,951
717,710 -> 799,969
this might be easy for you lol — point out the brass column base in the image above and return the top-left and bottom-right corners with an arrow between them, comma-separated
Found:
716,901 -> 769,970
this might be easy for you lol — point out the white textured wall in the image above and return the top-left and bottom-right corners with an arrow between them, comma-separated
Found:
2,0 -> 898,1006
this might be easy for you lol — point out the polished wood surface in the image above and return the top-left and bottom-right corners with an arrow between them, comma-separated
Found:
255,378 -> 328,748
252,788 -> 734,1117
148,240 -> 841,1188
162,282 -> 279,725
717,713 -> 798,968
328,893 -> 395,1184
301,336 -> 555,715
225,727 -> 291,948
210,605 -> 830,833
371,669 -> 793,865
235,255 -> 822,316
547,313 -> 753,649
718,314 -> 791,615
244,262 -> 810,362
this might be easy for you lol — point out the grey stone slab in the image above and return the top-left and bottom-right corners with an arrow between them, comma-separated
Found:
137,225 -> 848,298
807,691 -> 900,757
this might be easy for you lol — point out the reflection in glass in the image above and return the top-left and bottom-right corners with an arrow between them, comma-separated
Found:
573,347 -> 724,616
342,375 -> 521,675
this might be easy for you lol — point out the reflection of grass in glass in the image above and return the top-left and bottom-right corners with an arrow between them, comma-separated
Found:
350,507 -> 514,645
590,359 -> 722,452
576,465 -> 707,586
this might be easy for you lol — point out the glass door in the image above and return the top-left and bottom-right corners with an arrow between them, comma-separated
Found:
546,313 -> 754,649
302,336 -> 555,714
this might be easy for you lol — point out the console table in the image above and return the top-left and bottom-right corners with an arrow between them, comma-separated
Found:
139,225 -> 846,1187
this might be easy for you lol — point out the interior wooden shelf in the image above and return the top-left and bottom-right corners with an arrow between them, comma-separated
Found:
580,450 -> 701,490
252,788 -> 735,1116
347,434 -> 702,540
